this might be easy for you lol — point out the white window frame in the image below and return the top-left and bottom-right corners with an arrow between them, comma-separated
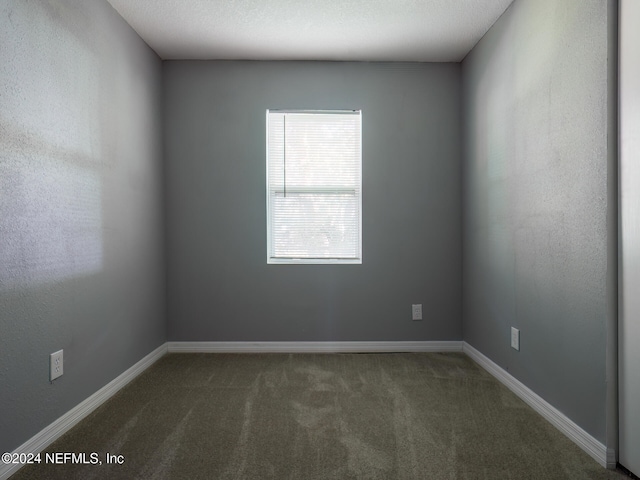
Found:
266,109 -> 362,265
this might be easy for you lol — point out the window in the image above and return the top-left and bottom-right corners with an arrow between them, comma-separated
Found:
266,110 -> 362,264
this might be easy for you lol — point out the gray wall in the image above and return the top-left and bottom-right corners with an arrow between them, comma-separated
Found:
164,61 -> 462,341
462,0 -> 616,443
0,0 -> 165,453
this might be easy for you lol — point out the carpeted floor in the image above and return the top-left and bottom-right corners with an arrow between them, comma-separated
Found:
9,353 -> 632,479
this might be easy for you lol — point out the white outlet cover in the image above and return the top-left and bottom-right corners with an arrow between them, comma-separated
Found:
50,350 -> 63,381
511,327 -> 520,351
412,304 -> 423,321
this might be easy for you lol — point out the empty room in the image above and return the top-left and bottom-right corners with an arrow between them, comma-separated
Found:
1,0 -> 639,478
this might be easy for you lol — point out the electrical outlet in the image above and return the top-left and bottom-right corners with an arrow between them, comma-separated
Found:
50,350 -> 63,381
412,304 -> 422,321
511,327 -> 520,351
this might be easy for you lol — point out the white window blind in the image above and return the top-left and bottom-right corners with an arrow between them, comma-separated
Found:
266,110 -> 362,264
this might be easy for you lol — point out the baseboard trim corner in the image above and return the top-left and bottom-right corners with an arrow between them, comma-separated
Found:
167,340 -> 463,354
0,343 -> 168,480
606,448 -> 617,470
462,342 -> 611,469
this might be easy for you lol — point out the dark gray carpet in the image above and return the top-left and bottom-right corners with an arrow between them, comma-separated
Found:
10,353 -> 630,479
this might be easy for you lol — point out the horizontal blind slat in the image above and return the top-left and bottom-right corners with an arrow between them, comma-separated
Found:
267,110 -> 361,261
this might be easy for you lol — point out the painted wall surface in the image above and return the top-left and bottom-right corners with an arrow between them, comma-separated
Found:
164,61 -> 462,342
619,0 -> 640,474
462,0 -> 615,443
0,0 -> 165,452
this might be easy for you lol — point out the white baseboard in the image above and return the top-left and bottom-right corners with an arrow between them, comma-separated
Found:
167,340 -> 463,353
0,343 -> 168,480
462,342 -> 613,469
606,448 -> 617,469
4,340 -> 612,478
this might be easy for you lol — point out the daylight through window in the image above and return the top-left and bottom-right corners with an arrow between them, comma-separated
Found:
266,110 -> 362,264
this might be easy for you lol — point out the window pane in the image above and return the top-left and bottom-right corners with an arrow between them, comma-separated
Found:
271,192 -> 359,259
267,110 -> 362,263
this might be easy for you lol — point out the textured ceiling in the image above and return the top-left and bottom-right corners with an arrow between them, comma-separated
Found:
106,0 -> 515,62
